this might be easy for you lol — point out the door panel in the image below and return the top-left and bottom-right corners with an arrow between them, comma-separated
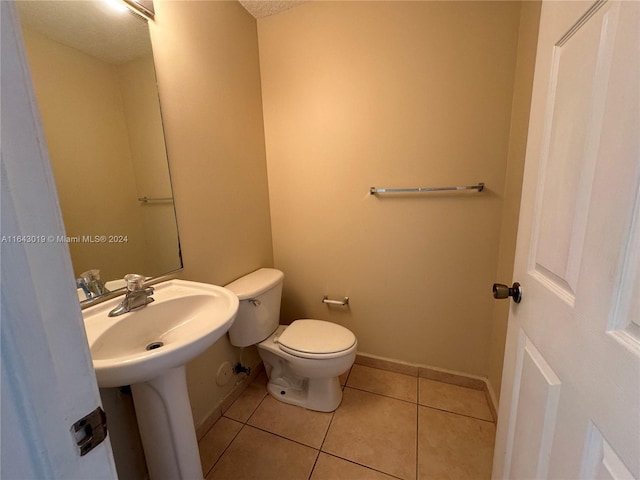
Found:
494,1 -> 639,478
507,332 -> 561,480
531,1 -> 620,301
609,186 -> 639,336
581,423 -> 635,480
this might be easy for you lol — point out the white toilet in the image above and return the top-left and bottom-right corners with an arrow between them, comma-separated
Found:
225,268 -> 357,412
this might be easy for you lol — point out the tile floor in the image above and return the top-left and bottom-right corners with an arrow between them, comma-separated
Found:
199,364 -> 496,480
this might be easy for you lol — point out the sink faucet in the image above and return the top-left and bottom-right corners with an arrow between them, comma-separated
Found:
108,274 -> 154,317
77,269 -> 109,300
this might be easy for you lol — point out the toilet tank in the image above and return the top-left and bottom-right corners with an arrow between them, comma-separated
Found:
225,268 -> 284,347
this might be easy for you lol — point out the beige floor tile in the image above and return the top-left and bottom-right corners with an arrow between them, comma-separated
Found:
207,425 -> 318,480
418,406 -> 495,480
419,378 -> 493,421
248,395 -> 333,448
311,453 -> 398,480
322,388 -> 417,480
199,417 -> 243,476
347,364 -> 417,402
224,380 -> 267,423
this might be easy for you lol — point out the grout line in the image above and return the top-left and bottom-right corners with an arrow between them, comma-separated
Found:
417,403 -> 496,424
222,387 -> 268,425
307,449 -> 321,480
244,392 -> 268,425
318,410 -> 336,451
244,423 -> 322,451
319,452 -> 407,480
309,388 -> 340,479
206,380 -> 269,476
203,421 -> 245,479
344,385 -> 418,406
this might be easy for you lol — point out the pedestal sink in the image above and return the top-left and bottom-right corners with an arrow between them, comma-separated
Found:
82,279 -> 239,480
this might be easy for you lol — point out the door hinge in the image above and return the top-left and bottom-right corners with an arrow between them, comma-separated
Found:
72,406 -> 108,456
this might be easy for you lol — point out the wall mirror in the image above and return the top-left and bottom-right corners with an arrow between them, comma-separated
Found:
17,0 -> 182,303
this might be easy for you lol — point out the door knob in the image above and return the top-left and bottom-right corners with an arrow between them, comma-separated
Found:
493,282 -> 522,303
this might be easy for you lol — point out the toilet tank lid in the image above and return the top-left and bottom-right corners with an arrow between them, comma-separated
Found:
224,268 -> 284,300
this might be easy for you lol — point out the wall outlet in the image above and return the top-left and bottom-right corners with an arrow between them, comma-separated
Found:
216,361 -> 234,386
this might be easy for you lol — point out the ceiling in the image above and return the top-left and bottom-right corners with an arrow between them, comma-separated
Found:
239,0 -> 309,19
16,0 -> 307,65
16,0 -> 151,64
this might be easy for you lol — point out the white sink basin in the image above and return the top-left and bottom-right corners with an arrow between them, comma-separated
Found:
82,279 -> 239,479
83,279 -> 239,388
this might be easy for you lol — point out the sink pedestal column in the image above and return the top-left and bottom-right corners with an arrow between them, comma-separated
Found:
131,366 -> 203,480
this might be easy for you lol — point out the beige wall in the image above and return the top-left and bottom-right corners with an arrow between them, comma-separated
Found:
487,0 -> 541,403
118,55 -> 181,274
22,30 -> 183,283
259,1 -> 524,376
148,1 -> 272,425
23,29 -> 148,281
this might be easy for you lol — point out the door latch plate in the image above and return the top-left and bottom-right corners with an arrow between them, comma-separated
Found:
72,406 -> 108,456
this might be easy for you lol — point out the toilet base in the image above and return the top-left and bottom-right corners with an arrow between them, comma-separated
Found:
266,375 -> 343,412
257,324 -> 356,412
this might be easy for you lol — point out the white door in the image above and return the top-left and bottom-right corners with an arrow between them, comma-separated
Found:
493,1 -> 639,479
1,2 -> 117,477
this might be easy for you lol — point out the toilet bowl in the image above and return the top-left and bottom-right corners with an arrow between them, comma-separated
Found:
225,269 -> 357,412
259,321 -> 357,411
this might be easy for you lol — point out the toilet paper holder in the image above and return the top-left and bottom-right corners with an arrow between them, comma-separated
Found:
322,296 -> 349,306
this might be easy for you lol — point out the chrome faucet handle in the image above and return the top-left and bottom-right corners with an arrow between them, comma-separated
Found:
108,274 -> 153,317
79,269 -> 109,296
124,274 -> 146,292
80,269 -> 100,282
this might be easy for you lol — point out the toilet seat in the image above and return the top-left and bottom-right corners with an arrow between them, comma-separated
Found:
277,319 -> 356,359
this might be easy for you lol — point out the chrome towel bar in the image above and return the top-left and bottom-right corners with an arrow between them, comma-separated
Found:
322,296 -> 349,306
370,182 -> 484,195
